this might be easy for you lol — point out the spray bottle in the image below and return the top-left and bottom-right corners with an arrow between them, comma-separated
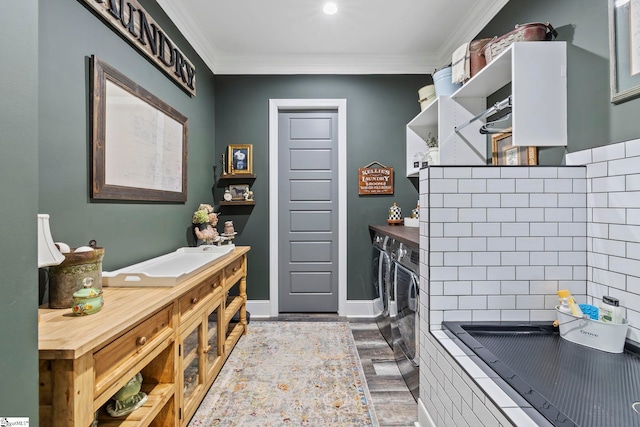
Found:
557,289 -> 583,317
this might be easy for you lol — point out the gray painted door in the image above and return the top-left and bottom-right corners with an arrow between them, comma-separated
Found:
278,110 -> 339,312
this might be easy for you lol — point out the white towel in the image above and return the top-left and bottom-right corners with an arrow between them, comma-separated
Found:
451,42 -> 470,84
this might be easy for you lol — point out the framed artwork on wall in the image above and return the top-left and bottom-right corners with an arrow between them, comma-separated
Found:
491,130 -> 537,166
228,184 -> 249,200
90,55 -> 188,202
609,0 -> 640,103
227,144 -> 253,175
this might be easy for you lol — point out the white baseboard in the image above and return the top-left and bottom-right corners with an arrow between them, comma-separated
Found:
245,300 -> 272,318
417,398 -> 435,427
345,299 -> 380,318
245,299 -> 380,319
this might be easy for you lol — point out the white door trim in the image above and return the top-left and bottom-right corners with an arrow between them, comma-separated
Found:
269,99 -> 347,316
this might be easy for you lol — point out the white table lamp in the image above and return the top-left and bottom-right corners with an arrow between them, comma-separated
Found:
38,214 -> 65,267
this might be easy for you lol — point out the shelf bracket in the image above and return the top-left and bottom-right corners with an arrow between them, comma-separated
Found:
454,95 -> 512,133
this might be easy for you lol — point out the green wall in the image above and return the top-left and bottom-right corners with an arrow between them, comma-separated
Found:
214,75 -> 426,300
0,0 -> 39,420
479,0 -> 640,163
38,1 -> 217,271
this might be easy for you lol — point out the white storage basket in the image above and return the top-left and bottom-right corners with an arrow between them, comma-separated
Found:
556,307 -> 629,353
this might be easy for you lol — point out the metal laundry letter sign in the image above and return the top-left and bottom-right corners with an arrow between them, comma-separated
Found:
80,0 -> 197,96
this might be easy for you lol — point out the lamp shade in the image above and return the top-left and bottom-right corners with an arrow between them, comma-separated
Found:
38,214 -> 65,267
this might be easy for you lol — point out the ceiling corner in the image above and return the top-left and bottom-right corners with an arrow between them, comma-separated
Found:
436,0 -> 510,68
156,0 -> 220,74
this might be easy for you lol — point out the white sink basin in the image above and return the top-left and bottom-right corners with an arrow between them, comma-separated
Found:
103,245 -> 236,287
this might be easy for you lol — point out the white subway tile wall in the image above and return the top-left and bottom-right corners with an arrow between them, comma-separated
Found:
570,138 -> 640,344
418,139 -> 640,426
424,166 -> 587,327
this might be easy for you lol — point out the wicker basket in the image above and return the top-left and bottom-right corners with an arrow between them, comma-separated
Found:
483,22 -> 557,63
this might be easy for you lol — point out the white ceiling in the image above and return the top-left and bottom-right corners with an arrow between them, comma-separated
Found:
156,0 -> 509,75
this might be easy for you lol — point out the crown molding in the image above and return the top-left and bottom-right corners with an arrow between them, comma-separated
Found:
213,53 -> 439,75
155,0 -> 221,72
157,0 -> 509,75
435,0 -> 510,67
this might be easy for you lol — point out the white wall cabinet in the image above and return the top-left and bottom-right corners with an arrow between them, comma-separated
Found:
406,41 -> 567,175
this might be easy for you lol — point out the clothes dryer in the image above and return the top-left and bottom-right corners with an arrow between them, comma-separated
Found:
372,233 -> 396,347
391,241 -> 420,401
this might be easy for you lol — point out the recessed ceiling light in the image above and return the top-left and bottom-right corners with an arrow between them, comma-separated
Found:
323,2 -> 338,15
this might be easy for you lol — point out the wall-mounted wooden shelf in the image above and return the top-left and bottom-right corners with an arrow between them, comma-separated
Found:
219,174 -> 256,180
219,201 -> 255,206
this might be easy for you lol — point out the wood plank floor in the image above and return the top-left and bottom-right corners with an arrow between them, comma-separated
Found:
349,321 -> 417,427
270,314 -> 418,426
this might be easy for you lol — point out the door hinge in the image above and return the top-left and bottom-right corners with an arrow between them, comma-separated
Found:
178,344 -> 182,357
179,407 -> 182,420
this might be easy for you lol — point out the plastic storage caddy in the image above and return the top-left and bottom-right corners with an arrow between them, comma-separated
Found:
556,306 -> 629,353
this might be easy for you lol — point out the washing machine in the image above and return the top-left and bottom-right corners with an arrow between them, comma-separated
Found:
391,241 -> 420,401
372,232 -> 396,347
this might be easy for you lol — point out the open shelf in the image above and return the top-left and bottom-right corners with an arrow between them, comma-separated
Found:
451,44 -> 514,99
224,296 -> 244,323
224,322 -> 245,354
96,383 -> 174,427
407,98 -> 438,134
405,41 -> 567,173
219,200 -> 255,206
219,174 -> 256,180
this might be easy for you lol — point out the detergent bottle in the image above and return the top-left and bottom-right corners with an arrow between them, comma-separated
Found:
599,296 -> 623,324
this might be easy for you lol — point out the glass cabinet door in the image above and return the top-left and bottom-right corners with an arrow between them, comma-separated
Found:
205,302 -> 222,379
181,320 -> 202,407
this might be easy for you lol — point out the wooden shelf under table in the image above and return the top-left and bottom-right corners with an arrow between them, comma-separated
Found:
95,383 -> 174,427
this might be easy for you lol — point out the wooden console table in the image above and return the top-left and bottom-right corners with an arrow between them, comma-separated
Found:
38,246 -> 250,427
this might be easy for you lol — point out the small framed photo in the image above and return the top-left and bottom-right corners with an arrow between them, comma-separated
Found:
227,144 -> 253,175
491,130 -> 537,166
228,184 -> 249,200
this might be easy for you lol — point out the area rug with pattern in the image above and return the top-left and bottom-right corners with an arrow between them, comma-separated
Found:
188,321 -> 379,426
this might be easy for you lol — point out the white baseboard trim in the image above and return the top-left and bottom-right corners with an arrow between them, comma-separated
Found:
345,299 -> 380,318
245,300 -> 272,318
417,398 -> 435,427
245,299 -> 380,319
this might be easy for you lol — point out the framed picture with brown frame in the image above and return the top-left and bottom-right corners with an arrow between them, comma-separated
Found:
90,55 -> 188,202
491,129 -> 537,166
227,144 -> 253,175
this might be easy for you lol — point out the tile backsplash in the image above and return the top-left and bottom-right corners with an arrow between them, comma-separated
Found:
417,139 -> 640,426
567,139 -> 640,344
422,165 -> 588,327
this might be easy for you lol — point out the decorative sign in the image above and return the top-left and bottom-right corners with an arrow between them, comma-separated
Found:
358,162 -> 394,195
80,0 -> 196,96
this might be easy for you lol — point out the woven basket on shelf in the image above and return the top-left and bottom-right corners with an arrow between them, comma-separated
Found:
483,22 -> 557,63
